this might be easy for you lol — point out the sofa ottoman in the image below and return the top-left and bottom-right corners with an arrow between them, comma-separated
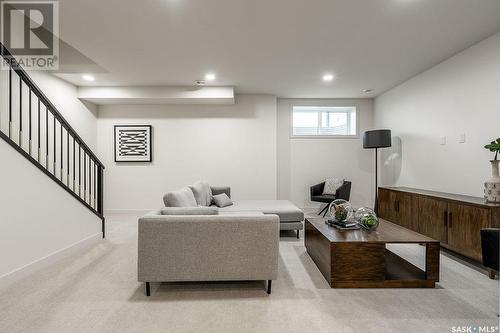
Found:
218,199 -> 304,238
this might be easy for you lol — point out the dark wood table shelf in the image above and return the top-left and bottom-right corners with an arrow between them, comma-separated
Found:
305,217 -> 440,288
377,186 -> 500,267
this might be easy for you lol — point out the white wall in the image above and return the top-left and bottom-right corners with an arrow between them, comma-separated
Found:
0,70 -> 101,286
0,139 -> 102,284
277,99 -> 374,209
374,32 -> 500,197
29,72 -> 98,151
97,95 -> 277,211
0,70 -> 98,154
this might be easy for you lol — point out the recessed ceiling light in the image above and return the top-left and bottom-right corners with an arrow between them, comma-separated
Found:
363,89 -> 373,93
82,74 -> 95,82
322,73 -> 334,82
205,73 -> 216,81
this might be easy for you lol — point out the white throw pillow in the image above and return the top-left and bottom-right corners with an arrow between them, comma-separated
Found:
212,193 -> 233,208
189,181 -> 212,206
322,177 -> 345,195
163,187 -> 198,207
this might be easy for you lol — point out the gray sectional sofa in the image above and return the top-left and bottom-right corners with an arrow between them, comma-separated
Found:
138,210 -> 279,296
161,183 -> 304,236
137,182 -> 304,296
204,186 -> 304,236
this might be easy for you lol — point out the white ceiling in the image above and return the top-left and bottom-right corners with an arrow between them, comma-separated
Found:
54,0 -> 500,98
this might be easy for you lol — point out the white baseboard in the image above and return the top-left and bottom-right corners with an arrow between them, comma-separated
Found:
0,233 -> 102,291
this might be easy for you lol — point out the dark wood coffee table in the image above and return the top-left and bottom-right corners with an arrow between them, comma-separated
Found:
305,217 -> 440,288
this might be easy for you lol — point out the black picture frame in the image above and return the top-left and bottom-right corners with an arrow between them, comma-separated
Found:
114,125 -> 153,162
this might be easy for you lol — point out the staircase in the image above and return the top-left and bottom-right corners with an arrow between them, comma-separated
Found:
0,42 -> 105,237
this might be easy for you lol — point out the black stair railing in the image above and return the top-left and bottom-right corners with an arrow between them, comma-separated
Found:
0,42 -> 105,238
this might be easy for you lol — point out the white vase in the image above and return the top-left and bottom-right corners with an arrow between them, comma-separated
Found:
484,160 -> 500,203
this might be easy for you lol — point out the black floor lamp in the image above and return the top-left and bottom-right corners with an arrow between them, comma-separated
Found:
363,129 -> 392,215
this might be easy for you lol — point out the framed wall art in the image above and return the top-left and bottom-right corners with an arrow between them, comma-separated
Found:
114,125 -> 152,162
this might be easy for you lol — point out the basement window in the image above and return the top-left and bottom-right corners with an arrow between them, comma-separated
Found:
291,105 -> 357,137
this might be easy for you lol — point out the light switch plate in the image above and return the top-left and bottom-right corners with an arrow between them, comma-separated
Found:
459,133 -> 466,143
440,136 -> 446,145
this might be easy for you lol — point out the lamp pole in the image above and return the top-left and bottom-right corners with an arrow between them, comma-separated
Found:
363,129 -> 391,216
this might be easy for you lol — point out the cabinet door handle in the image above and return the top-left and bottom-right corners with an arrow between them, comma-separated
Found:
448,212 -> 452,228
443,211 -> 448,227
397,200 -> 400,212
394,200 -> 397,211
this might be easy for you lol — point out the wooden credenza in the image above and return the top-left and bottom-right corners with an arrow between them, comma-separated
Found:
378,187 -> 500,262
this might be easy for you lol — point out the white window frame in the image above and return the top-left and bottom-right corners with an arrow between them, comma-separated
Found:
289,102 -> 359,139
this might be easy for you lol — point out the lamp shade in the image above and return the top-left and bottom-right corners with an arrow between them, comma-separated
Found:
363,129 -> 392,149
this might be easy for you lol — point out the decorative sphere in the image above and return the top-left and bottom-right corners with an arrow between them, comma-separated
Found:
328,199 -> 354,222
355,207 -> 379,231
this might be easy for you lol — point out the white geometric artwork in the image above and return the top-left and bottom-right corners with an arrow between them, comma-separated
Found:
114,125 -> 152,162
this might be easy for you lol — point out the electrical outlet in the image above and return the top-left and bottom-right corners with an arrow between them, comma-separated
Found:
459,133 -> 466,143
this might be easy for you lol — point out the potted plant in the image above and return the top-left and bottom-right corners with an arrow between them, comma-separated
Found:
484,138 -> 500,203
327,199 -> 353,223
335,205 -> 348,222
354,207 -> 380,231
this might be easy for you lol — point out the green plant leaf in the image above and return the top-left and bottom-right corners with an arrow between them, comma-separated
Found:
484,139 -> 500,159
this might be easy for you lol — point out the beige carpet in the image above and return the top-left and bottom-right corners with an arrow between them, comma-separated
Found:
0,212 -> 498,333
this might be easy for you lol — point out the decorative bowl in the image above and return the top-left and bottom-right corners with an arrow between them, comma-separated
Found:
355,207 -> 379,231
328,199 -> 354,222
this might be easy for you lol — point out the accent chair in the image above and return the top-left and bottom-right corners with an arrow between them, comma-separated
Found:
310,180 -> 352,217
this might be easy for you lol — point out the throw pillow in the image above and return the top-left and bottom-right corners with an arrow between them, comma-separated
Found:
163,187 -> 198,207
212,193 -> 233,208
161,206 -> 219,215
322,177 -> 345,195
189,181 -> 213,206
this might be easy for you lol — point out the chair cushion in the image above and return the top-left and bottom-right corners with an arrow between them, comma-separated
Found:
323,177 -> 344,195
218,200 -> 304,222
161,206 -> 219,215
212,193 -> 233,208
163,187 -> 198,207
189,181 -> 212,206
311,194 -> 336,203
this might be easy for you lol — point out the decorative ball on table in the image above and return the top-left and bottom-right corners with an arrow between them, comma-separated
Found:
355,207 -> 379,231
328,199 -> 354,222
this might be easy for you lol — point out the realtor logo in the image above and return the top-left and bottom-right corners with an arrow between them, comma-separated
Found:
1,0 -> 59,69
